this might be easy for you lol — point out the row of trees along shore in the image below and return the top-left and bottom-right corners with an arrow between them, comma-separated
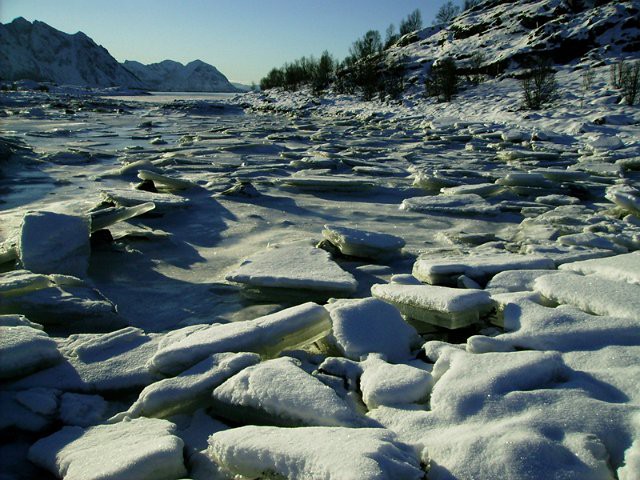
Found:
259,2 -> 480,100
258,0 -> 640,108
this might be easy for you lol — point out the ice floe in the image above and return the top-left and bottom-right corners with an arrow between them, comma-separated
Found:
208,425 -> 424,480
28,418 -> 187,480
371,283 -> 494,329
322,224 -> 405,260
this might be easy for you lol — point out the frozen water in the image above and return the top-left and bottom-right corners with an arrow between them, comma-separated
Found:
208,425 -> 424,480
226,243 -> 357,295
151,302 -> 331,376
325,297 -> 420,362
19,211 -> 90,277
212,356 -> 368,427
371,283 -> 494,329
413,253 -> 555,285
360,354 -> 433,409
560,252 -> 640,285
111,352 -> 260,420
0,326 -> 62,379
401,194 -> 500,216
28,418 -> 187,480
322,224 -> 405,260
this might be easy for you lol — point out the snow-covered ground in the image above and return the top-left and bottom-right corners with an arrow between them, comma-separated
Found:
0,54 -> 639,479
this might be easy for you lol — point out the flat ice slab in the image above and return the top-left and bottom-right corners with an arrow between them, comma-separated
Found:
0,325 -> 62,379
413,253 -> 555,285
371,283 -> 494,329
606,185 -> 640,217
28,418 -> 187,480
560,252 -> 640,285
534,272 -> 640,319
226,243 -> 357,293
151,302 -> 331,376
111,352 -> 260,421
212,356 -> 366,427
276,175 -> 376,191
322,224 -> 405,260
401,194 -> 500,216
101,189 -> 190,214
360,355 -> 433,409
208,425 -> 424,480
326,298 -> 420,362
19,211 -> 90,277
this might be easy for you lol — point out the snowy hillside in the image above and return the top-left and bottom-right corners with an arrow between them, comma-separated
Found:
0,17 -> 144,88
390,0 -> 639,74
122,59 -> 240,93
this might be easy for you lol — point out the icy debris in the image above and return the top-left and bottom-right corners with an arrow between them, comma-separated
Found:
440,182 -> 502,197
560,252 -> 640,285
371,283 -> 494,329
212,356 -> 368,427
276,175 -> 376,191
111,352 -> 260,421
101,188 -> 190,214
0,270 -> 119,328
89,202 -> 156,231
467,296 -> 640,354
413,253 -> 555,285
0,313 -> 42,329
226,243 -> 357,294
325,298 -> 420,362
586,134 -> 624,152
208,425 -> 424,480
322,224 -> 405,260
501,130 -> 527,142
28,418 -> 187,480
606,185 -> 640,217
534,272 -> 640,319
0,387 -> 60,432
535,194 -> 580,206
137,169 -> 198,191
216,180 -> 260,197
59,393 -> 108,427
485,269 -> 559,294
360,354 -> 433,409
401,194 -> 500,216
558,232 -> 628,253
496,172 -> 556,189
0,326 -> 62,379
151,302 -> 331,376
19,211 -> 90,277
390,274 -> 422,285
8,328 -> 160,393
530,168 -> 590,181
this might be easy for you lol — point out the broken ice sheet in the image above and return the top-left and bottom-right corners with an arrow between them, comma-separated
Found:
18,210 -> 90,277
401,193 -> 500,216
360,354 -> 433,409
225,243 -> 357,297
28,418 -> 187,480
325,297 -> 421,362
110,352 -> 260,421
468,295 -> 640,353
534,272 -> 640,319
211,356 -> 369,427
150,302 -> 331,376
0,270 -> 121,330
208,425 -> 425,480
100,188 -> 190,214
322,224 -> 405,260
371,283 -> 494,329
413,253 -> 555,285
0,325 -> 62,379
559,252 -> 640,285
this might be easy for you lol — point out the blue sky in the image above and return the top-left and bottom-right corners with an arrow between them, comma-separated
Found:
1,0 -> 453,84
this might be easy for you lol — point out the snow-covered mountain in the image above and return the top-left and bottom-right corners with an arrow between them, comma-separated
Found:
0,17 -> 144,88
388,0 -> 639,74
122,59 -> 239,93
0,18 -> 239,92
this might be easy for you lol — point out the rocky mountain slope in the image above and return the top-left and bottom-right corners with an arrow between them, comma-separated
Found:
122,59 -> 239,93
0,17 -> 144,89
390,0 -> 639,76
0,17 -> 238,92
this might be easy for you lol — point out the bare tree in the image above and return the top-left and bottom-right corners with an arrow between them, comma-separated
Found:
520,58 -> 557,109
434,1 -> 461,26
400,9 -> 423,35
